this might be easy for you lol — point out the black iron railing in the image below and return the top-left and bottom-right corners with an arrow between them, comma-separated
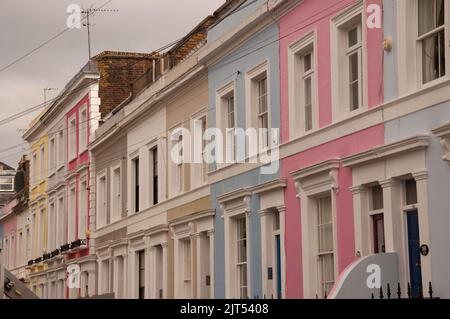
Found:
371,282 -> 437,299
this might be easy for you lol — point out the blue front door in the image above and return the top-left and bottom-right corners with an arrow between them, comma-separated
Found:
407,211 -> 422,298
275,234 -> 282,299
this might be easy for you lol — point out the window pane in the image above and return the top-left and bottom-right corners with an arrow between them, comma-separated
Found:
436,0 -> 445,27
422,31 -> 445,83
318,197 -> 333,253
418,0 -> 435,36
405,179 -> 418,205
304,53 -> 312,72
320,253 -> 334,296
371,185 -> 383,210
304,76 -> 312,131
348,27 -> 358,47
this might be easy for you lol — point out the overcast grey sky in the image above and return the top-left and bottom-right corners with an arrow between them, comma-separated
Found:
0,0 -> 225,167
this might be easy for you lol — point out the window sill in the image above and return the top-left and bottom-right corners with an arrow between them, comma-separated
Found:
79,147 -> 88,156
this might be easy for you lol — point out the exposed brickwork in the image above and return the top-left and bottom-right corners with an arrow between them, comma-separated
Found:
93,51 -> 159,118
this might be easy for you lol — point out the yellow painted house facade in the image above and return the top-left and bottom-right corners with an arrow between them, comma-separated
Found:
26,120 -> 50,289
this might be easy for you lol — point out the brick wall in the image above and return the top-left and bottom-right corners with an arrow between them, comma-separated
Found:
93,51 -> 158,118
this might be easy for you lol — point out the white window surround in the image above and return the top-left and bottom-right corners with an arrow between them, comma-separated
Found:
68,115 -> 77,162
245,60 -> 272,152
147,139 -> 160,206
110,163 -> 122,223
215,81 -> 237,169
67,182 -> 77,243
169,126 -> 186,197
40,145 -> 45,181
97,170 -> 107,229
0,175 -> 14,192
57,128 -> 65,170
79,105 -> 88,154
292,159 -> 339,299
288,31 -> 319,139
218,189 -> 252,299
397,0 -> 450,94
48,137 -> 56,177
331,1 -> 367,121
190,108 -> 208,189
78,174 -> 88,240
343,135 -> 432,292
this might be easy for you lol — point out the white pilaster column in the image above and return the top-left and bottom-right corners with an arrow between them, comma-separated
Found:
277,205 -> 286,299
195,232 -> 202,299
173,236 -> 180,298
223,213 -> 231,298
413,170 -> 432,292
259,209 -> 271,298
161,242 -> 168,299
149,246 -> 156,299
144,237 -> 151,299
380,178 -> 407,287
350,185 -> 369,256
123,254 -> 128,299
207,230 -> 214,299
88,270 -> 96,297
189,234 -> 196,299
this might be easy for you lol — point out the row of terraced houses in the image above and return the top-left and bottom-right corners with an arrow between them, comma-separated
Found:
2,0 -> 450,299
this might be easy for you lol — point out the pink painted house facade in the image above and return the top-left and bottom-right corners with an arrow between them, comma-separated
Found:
278,0 -> 384,298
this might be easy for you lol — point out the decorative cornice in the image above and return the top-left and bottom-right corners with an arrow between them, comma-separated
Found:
342,136 -> 430,168
216,187 -> 252,206
291,159 -> 340,181
251,178 -> 287,195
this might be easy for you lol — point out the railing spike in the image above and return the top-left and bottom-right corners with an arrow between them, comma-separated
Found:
371,293 -> 374,299
379,286 -> 384,299
419,284 -> 423,299
407,283 -> 411,299
429,282 -> 433,299
397,282 -> 401,299
387,283 -> 391,299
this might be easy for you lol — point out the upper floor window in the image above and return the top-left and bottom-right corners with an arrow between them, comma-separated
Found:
191,112 -> 208,188
151,147 -> 158,205
32,152 -> 37,184
0,176 -> 14,192
97,173 -> 107,227
418,0 -> 446,84
346,23 -> 363,111
289,32 -> 317,138
57,128 -> 65,167
40,145 -> 45,180
216,82 -> 237,166
132,157 -> 140,213
257,76 -> 269,148
68,116 -> 77,161
332,3 -> 365,119
111,165 -> 121,221
79,106 -> 88,153
246,61 -> 270,151
49,137 -> 56,175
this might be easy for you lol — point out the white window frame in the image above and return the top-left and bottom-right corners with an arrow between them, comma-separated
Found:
190,108 -> 208,189
110,163 -> 122,222
67,182 -> 76,243
288,31 -> 318,139
0,175 -> 14,192
245,60 -> 271,153
78,174 -> 88,239
331,1 -> 367,121
147,140 -> 160,206
57,127 -> 65,169
79,105 -> 88,154
68,115 -> 77,161
32,152 -> 37,185
169,127 -> 185,197
97,170 -> 107,228
130,154 -> 140,214
40,145 -> 45,181
56,194 -> 66,246
48,137 -> 56,177
416,0 -> 449,86
215,81 -> 237,168
48,199 -> 56,251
